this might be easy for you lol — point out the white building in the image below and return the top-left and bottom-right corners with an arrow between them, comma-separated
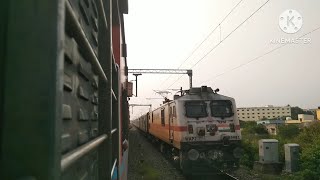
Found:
298,114 -> 314,121
237,105 -> 291,121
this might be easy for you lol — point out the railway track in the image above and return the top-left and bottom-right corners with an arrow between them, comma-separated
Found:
221,172 -> 239,180
186,172 -> 238,180
184,170 -> 239,180
132,125 -> 240,180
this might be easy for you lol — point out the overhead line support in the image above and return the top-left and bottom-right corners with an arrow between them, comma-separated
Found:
128,69 -> 193,93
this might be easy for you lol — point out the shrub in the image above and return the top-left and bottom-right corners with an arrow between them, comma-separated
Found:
290,122 -> 320,179
277,124 -> 300,140
240,139 -> 258,168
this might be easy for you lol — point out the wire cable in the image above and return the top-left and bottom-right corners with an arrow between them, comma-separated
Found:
177,0 -> 244,69
190,0 -> 271,69
199,25 -> 320,85
167,74 -> 184,89
167,0 -> 271,88
158,0 -> 244,89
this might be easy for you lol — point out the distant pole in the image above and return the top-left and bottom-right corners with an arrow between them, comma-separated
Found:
187,70 -> 193,88
133,73 -> 142,97
135,76 -> 137,96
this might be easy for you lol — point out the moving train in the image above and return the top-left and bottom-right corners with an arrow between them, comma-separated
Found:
1,0 -> 130,180
133,86 -> 242,174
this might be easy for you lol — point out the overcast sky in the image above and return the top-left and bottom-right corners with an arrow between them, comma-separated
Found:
123,0 -> 320,119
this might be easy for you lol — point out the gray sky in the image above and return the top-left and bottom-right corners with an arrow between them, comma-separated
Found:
124,0 -> 320,119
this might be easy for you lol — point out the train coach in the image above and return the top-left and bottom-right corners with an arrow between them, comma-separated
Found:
1,0 -> 130,179
134,86 -> 242,174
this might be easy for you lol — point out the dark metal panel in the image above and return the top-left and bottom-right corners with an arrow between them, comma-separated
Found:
62,0 -> 109,179
0,0 -> 9,161
112,65 -> 120,180
65,0 -> 107,82
119,0 -> 128,14
1,0 -> 64,179
97,0 -> 113,179
69,0 -> 100,55
1,0 -> 127,179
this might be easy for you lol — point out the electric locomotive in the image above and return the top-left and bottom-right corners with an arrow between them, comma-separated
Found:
134,86 -> 242,174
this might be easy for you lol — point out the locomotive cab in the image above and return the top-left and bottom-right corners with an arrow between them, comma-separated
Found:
175,86 -> 242,174
134,86 -> 242,175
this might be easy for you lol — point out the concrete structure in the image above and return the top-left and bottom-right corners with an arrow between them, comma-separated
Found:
254,139 -> 282,174
259,139 -> 279,163
285,114 -> 315,124
284,144 -> 300,173
298,114 -> 314,121
256,120 -> 285,125
265,124 -> 278,135
256,120 -> 285,135
317,108 -> 320,120
285,119 -> 313,124
237,105 -> 291,121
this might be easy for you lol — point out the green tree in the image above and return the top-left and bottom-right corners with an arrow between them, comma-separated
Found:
295,122 -> 320,148
277,124 -> 300,140
291,106 -> 314,120
241,122 -> 268,135
291,122 -> 320,179
291,107 -> 304,120
254,124 -> 268,134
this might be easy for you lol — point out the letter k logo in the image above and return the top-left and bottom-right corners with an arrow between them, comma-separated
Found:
279,9 -> 303,34
287,16 -> 295,27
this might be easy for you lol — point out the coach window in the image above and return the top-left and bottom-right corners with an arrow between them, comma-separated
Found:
161,109 -> 165,126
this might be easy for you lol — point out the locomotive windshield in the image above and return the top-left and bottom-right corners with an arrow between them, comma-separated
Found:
185,101 -> 207,118
210,100 -> 233,118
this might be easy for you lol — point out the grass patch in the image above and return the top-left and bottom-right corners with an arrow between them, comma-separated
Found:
137,162 -> 161,180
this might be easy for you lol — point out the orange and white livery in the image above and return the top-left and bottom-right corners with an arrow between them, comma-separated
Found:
134,86 -> 242,174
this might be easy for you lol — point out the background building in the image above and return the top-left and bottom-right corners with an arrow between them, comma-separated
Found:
237,105 -> 291,121
285,114 -> 315,124
256,120 -> 285,125
298,114 -> 314,121
316,107 -> 320,120
265,124 -> 278,135
256,119 -> 285,135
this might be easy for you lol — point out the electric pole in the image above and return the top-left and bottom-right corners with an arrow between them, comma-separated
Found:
132,73 -> 142,97
128,69 -> 193,97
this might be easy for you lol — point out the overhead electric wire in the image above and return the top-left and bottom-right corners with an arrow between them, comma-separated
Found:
157,0 -> 244,89
166,74 -> 184,89
199,25 -> 320,85
176,0 -> 244,69
190,0 -> 271,69
167,0 -> 271,88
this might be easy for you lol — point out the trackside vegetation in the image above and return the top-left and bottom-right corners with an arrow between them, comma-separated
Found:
239,121 -> 320,179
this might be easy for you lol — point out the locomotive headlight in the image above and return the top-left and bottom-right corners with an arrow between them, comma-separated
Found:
233,147 -> 243,159
187,149 -> 199,161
